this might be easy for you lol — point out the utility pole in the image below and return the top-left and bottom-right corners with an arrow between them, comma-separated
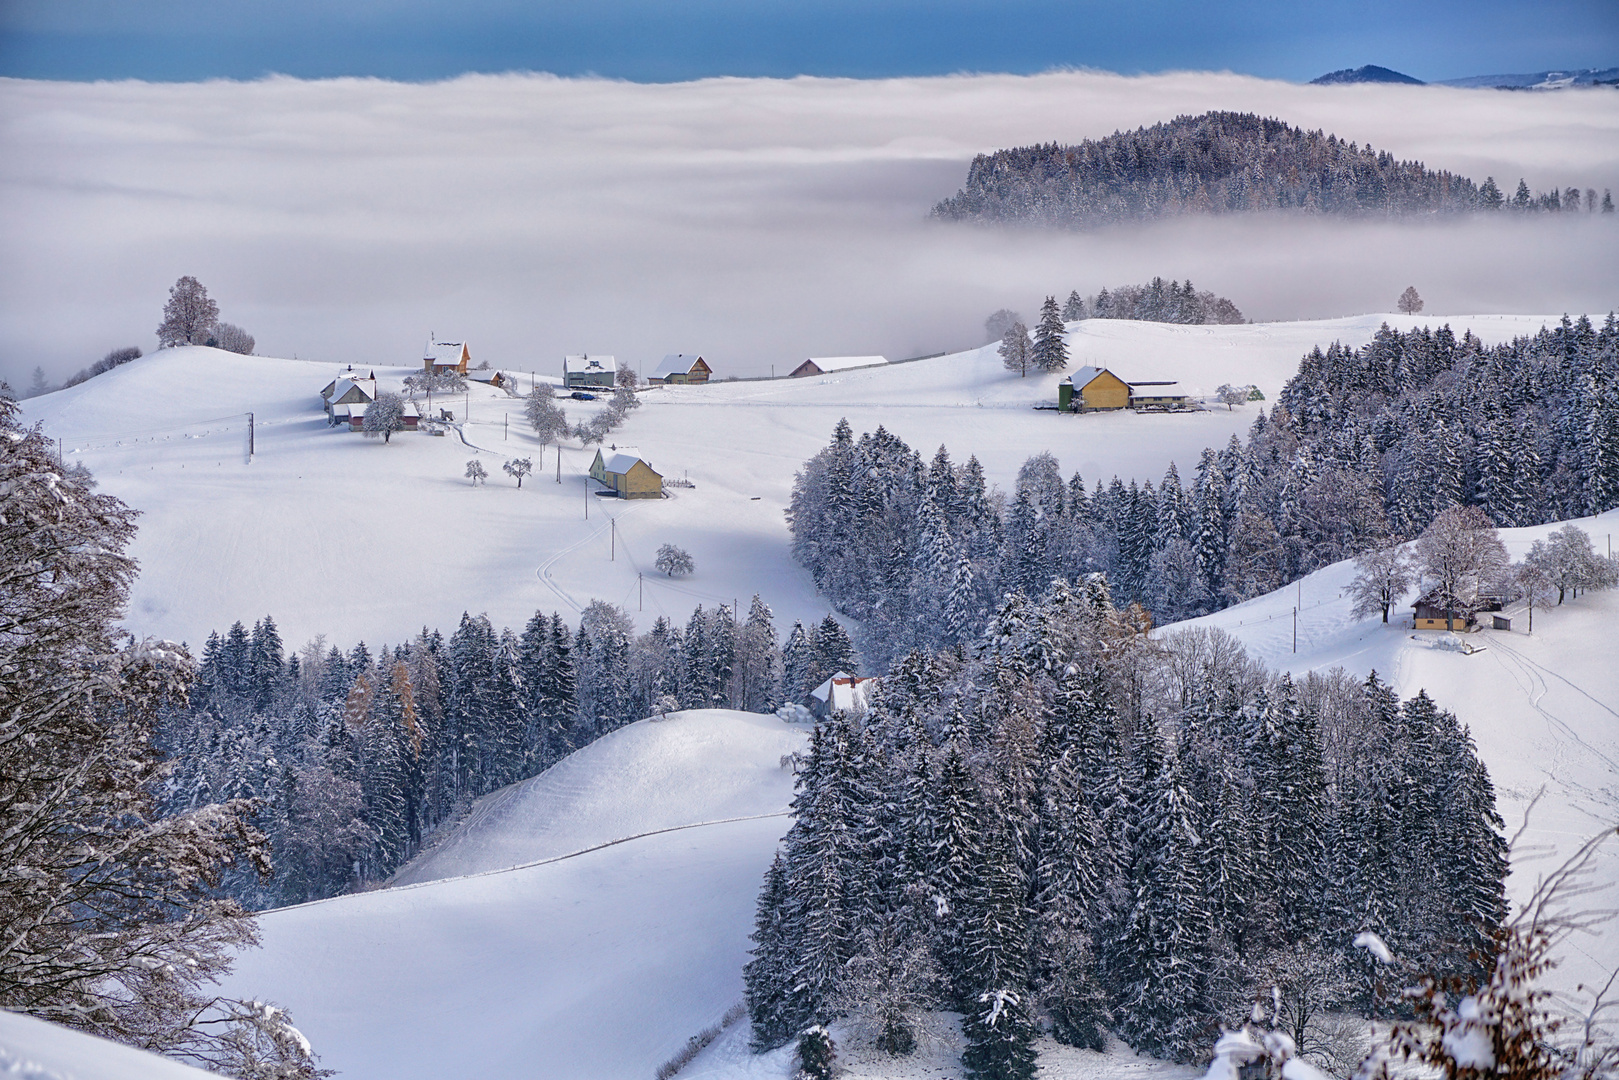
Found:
247,412 -> 254,460
611,518 -> 616,561
639,573 -> 643,612
585,478 -> 589,520
556,445 -> 561,483
1292,607 -> 1297,654
504,413 -> 508,440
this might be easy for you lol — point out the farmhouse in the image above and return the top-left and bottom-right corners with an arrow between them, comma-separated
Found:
588,448 -> 664,499
1059,367 -> 1192,412
565,354 -> 617,389
790,356 -> 889,378
649,354 -> 711,385
341,399 -> 421,432
1411,589 -> 1504,631
423,338 -> 471,375
322,374 -> 376,424
1061,366 -> 1130,411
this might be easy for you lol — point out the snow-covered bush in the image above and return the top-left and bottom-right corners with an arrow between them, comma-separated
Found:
795,1026 -> 835,1080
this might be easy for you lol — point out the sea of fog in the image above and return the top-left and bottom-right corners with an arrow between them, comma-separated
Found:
1,69 -> 1616,383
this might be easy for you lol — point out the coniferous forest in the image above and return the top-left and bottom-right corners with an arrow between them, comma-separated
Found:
743,584 -> 1509,1069
931,111 -> 1614,227
789,315 -> 1619,666
157,600 -> 860,908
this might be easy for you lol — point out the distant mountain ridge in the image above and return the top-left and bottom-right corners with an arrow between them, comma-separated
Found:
1309,64 -> 1619,89
1436,67 -> 1619,89
1311,65 -> 1423,85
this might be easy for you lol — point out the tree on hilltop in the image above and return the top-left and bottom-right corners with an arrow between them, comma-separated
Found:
1397,286 -> 1424,315
157,276 -> 218,348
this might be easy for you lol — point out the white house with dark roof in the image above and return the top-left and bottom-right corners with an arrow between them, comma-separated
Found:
564,354 -> 617,389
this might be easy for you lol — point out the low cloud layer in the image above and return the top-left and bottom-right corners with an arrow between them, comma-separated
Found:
2,69 -> 1616,385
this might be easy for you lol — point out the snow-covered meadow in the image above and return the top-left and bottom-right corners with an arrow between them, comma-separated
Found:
18,312 -> 1562,652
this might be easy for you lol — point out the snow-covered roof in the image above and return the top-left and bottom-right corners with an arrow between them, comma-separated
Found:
650,354 -> 705,379
331,377 -> 375,400
564,354 -> 615,373
804,355 -> 888,374
602,453 -> 653,476
1069,365 -> 1114,388
809,671 -> 874,713
424,340 -> 468,365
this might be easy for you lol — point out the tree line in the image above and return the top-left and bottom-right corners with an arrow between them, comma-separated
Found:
931,110 -> 1613,227
788,314 -> 1619,665
744,582 -> 1508,1073
156,601 -> 860,909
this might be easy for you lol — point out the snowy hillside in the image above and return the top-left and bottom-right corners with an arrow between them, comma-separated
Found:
214,709 -> 808,1080
1178,508 -> 1619,992
0,1010 -> 222,1080
18,312 -> 1559,652
390,707 -> 807,885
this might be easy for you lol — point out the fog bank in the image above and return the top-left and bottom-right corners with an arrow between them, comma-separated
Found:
1,69 -> 1615,384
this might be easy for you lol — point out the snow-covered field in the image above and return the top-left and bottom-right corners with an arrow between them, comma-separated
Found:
18,312 -> 1559,652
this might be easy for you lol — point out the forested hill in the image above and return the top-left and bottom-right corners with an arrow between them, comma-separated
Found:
933,111 -> 1493,226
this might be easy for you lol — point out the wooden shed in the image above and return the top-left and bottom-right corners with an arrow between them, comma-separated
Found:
1064,366 -> 1131,411
649,354 -> 712,385
589,449 -> 664,499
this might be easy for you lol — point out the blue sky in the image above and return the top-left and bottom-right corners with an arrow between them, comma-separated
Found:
1,0 -> 1614,83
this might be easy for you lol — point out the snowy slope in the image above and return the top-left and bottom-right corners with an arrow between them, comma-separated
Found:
1176,508 -> 1619,993
390,707 -> 806,885
18,313 -> 1558,652
215,709 -> 808,1080
0,1009 -> 219,1080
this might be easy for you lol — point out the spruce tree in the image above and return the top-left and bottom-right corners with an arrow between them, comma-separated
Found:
1032,295 -> 1070,373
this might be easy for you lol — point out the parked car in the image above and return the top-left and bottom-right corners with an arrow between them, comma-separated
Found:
570,391 -> 597,401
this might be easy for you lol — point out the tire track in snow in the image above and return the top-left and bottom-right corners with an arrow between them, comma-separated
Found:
271,810 -> 792,914
1488,635 -> 1619,776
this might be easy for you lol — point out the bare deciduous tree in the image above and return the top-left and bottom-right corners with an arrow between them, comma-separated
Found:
502,457 -> 533,488
464,459 -> 487,486
1397,285 -> 1424,315
157,276 -> 218,348
998,321 -> 1031,377
1415,504 -> 1508,630
655,544 -> 694,577
213,322 -> 255,355
1347,545 -> 1415,623
362,391 -> 408,443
